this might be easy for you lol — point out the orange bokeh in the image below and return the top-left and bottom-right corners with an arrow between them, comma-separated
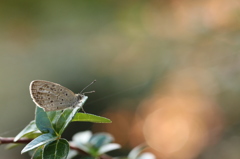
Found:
95,69 -> 224,159
141,95 -> 223,159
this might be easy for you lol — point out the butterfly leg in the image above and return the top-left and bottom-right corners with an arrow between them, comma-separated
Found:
80,106 -> 86,113
72,105 -> 86,113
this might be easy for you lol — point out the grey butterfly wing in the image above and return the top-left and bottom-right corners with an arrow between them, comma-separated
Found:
30,80 -> 79,111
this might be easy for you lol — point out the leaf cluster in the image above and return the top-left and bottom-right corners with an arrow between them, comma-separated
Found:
7,96 -> 155,159
13,96 -> 111,159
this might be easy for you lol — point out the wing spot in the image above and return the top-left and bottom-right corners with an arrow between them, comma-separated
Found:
62,99 -> 63,101
65,93 -> 68,96
60,89 -> 62,91
60,103 -> 62,104
50,101 -> 53,103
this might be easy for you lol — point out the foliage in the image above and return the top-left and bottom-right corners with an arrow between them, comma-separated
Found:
6,96 -> 155,159
13,96 -> 112,158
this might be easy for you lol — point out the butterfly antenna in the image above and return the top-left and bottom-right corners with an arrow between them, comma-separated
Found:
83,90 -> 95,95
80,80 -> 96,94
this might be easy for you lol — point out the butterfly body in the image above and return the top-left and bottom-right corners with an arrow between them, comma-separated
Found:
30,80 -> 85,111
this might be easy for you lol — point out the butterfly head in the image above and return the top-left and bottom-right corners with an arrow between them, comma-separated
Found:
76,90 -> 95,100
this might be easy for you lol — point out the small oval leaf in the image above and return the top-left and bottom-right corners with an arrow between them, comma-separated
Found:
5,143 -> 20,150
14,120 -> 39,142
89,133 -> 114,148
35,107 -> 56,134
98,143 -> 121,154
31,146 -> 43,159
72,113 -> 112,123
54,107 -> 81,135
128,144 -> 147,159
43,139 -> 69,159
138,153 -> 156,159
21,133 -> 57,154
51,96 -> 88,135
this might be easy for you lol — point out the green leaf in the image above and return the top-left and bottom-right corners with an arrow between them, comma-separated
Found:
35,107 -> 56,135
52,107 -> 80,135
71,131 -> 92,152
89,133 -> 113,148
21,133 -> 57,154
5,143 -> 21,150
137,152 -> 156,159
72,113 -> 112,123
14,120 -> 39,142
128,144 -> 147,159
31,146 -> 43,159
43,139 -> 69,159
66,150 -> 78,159
46,110 -> 62,122
98,143 -> 121,154
46,110 -> 64,133
21,131 -> 42,140
53,95 -> 88,135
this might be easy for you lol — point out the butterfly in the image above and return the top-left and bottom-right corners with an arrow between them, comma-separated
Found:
29,80 -> 95,111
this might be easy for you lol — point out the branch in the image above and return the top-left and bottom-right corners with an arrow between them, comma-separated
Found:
0,137 -> 113,159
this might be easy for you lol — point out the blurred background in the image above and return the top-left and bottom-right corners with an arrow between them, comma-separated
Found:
0,0 -> 240,158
